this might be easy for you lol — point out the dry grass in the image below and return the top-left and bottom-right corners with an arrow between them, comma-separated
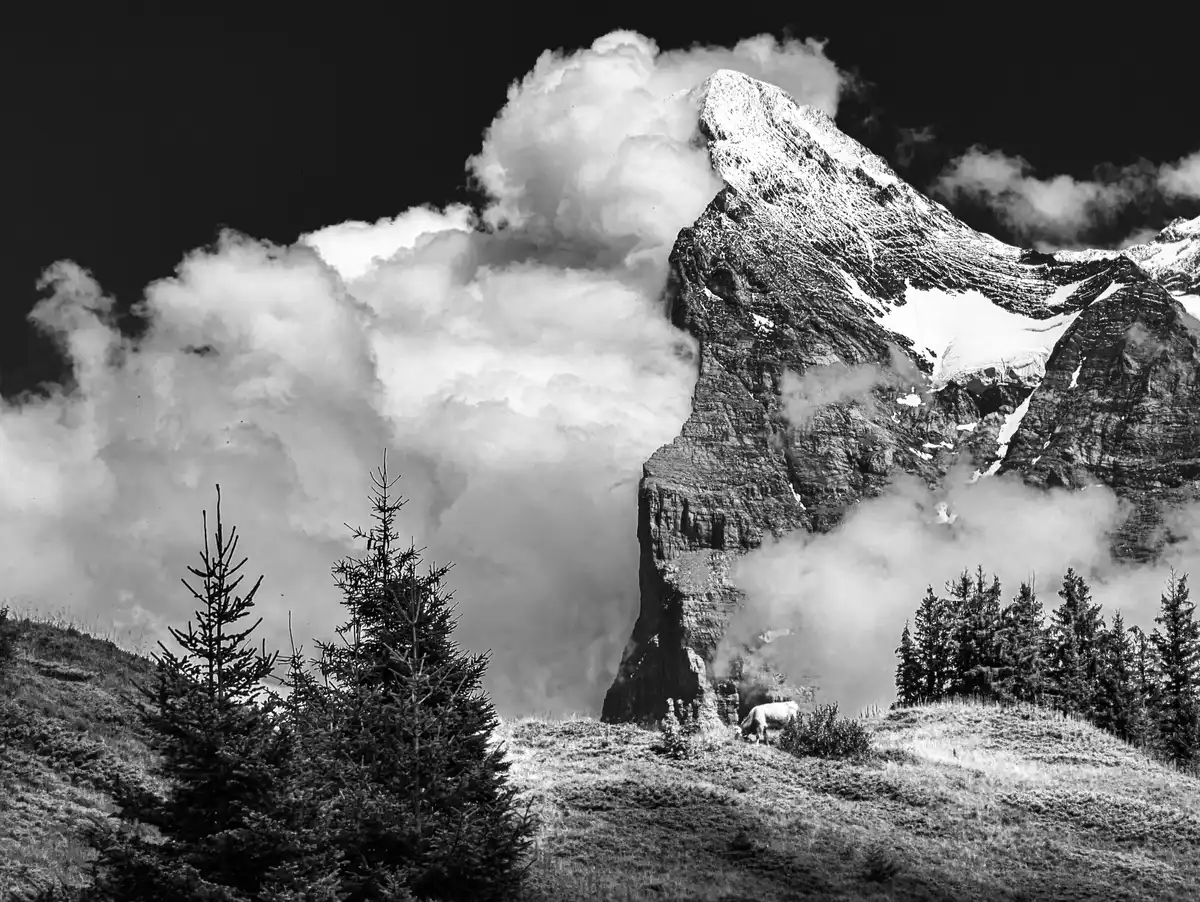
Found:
501,701 -> 1200,901
0,609 -> 162,901
5,613 -> 1200,901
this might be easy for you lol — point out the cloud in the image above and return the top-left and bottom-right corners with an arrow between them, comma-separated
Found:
718,463 -> 1200,715
0,30 -> 847,718
894,125 -> 937,169
466,30 -> 843,287
1160,149 -> 1200,200
780,346 -> 930,429
931,146 -> 1160,249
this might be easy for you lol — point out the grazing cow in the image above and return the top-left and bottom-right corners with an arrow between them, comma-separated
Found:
740,700 -> 801,743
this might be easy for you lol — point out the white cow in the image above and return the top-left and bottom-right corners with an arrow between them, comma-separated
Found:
740,700 -> 801,743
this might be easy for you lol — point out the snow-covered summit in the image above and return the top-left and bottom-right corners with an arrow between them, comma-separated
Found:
677,68 -> 1133,394
690,69 -> 902,191
1122,214 -> 1200,298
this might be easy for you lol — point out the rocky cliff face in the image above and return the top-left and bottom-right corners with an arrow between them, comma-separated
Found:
601,70 -> 1200,727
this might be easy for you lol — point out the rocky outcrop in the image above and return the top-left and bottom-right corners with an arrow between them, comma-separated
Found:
1001,279 -> 1200,559
1123,216 -> 1200,298
602,70 -> 1200,727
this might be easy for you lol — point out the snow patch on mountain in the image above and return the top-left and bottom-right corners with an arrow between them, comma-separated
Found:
1053,248 -> 1120,264
1178,295 -> 1200,319
752,313 -> 776,332
1044,279 -> 1085,307
984,393 -> 1033,477
875,282 -> 1079,390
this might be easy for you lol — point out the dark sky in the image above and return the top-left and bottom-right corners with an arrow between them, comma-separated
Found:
2,6 -> 1195,397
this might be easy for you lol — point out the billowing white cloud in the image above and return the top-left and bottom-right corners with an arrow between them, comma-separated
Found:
1160,149 -> 1200,200
931,146 -> 1156,249
720,463 -> 1200,715
301,205 -> 475,282
932,144 -> 1200,250
0,30 -> 847,716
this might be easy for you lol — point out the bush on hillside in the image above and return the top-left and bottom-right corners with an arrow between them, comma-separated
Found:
655,698 -> 703,759
0,603 -> 19,681
778,703 -> 873,760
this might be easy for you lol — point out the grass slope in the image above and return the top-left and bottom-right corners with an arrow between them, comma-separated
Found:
0,614 -> 161,900
3,617 -> 1200,901
505,705 -> 1200,902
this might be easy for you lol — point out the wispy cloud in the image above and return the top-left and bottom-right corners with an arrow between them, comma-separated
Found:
931,145 -> 1200,250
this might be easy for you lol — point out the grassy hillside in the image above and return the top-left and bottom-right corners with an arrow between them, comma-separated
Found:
0,613 -> 162,900
4,617 -> 1200,901
506,705 -> 1200,901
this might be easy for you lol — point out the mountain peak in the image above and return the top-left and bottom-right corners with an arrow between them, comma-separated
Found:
689,68 -> 901,192
1123,213 -> 1200,298
1158,214 -> 1200,242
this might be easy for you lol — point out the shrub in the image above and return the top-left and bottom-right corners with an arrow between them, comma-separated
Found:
862,844 -> 904,882
655,698 -> 702,760
778,703 -> 873,760
0,603 -> 19,682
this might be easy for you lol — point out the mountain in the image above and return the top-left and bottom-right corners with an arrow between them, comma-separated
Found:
602,69 -> 1200,727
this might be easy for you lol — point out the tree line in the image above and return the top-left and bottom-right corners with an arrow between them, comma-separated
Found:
23,457 -> 535,902
894,565 -> 1200,766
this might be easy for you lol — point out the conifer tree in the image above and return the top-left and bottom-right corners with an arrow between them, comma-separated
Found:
273,455 -> 535,901
85,486 -> 287,901
912,586 -> 954,701
1093,610 -> 1146,743
1129,624 -> 1162,750
1149,570 -> 1200,765
894,620 -> 923,705
949,567 -> 1004,698
1047,568 -> 1105,717
994,579 -> 1049,705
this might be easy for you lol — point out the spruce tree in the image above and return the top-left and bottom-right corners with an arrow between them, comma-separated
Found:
1047,568 -> 1105,717
1093,610 -> 1145,743
995,579 -> 1049,705
85,486 -> 286,901
912,586 -> 953,701
275,455 -> 535,901
894,620 -> 923,706
1149,570 -> 1200,765
949,567 -> 1004,699
1129,624 -> 1162,750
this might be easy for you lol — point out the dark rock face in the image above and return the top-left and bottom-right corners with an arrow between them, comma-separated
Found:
1001,281 -> 1200,559
601,71 -> 1200,727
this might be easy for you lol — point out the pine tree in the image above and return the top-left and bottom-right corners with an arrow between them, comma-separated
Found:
245,629 -> 350,902
949,567 -> 1004,699
894,620 -> 923,705
1149,570 -> 1200,765
85,486 -> 287,901
1047,568 -> 1105,717
912,586 -> 954,701
1129,624 -> 1161,750
274,455 -> 535,901
994,579 -> 1049,705
1093,610 -> 1146,743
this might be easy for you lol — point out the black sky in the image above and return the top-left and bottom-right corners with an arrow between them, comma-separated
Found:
2,6 -> 1195,396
